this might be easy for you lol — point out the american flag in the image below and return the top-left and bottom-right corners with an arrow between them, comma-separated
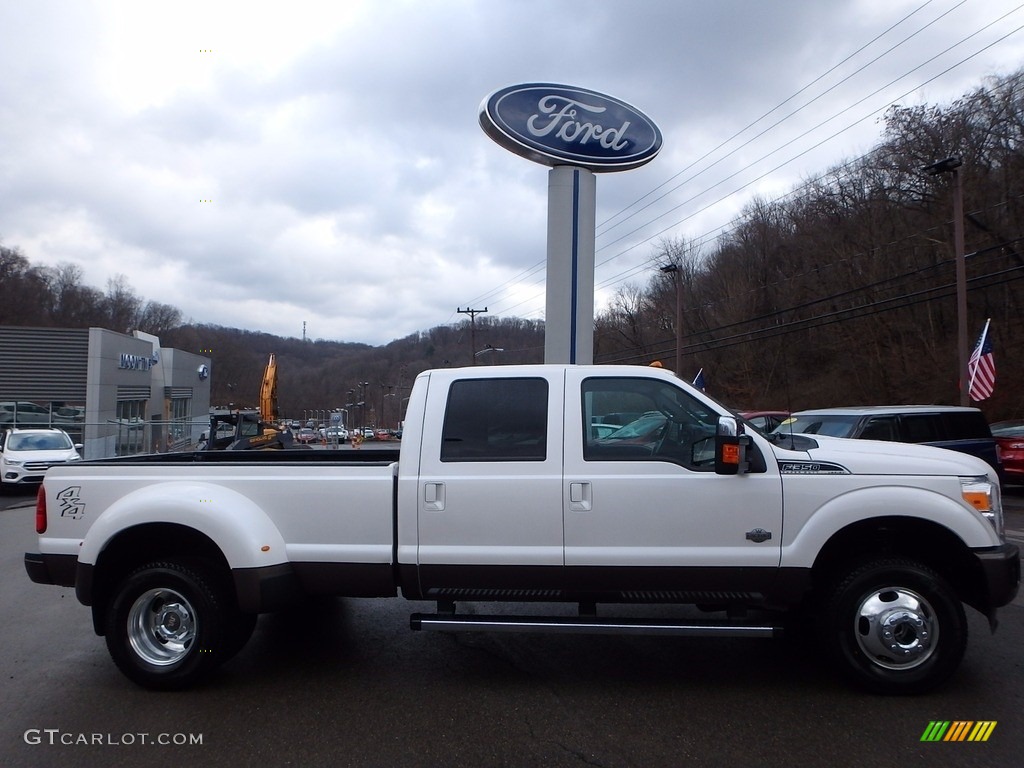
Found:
968,320 -> 995,401
692,368 -> 706,392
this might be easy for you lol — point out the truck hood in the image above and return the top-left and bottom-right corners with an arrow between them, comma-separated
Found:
770,433 -> 993,478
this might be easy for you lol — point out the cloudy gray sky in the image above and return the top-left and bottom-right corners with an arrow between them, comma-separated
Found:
1,0 -> 1021,345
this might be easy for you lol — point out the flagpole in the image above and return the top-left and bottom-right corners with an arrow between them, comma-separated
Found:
692,368 -> 703,387
967,317 -> 991,397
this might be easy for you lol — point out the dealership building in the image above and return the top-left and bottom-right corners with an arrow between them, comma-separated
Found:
0,326 -> 211,460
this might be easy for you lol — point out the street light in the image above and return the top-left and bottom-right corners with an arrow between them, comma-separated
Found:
660,263 -> 682,376
359,382 -> 370,429
922,156 -> 968,406
380,384 -> 395,430
474,344 -> 504,363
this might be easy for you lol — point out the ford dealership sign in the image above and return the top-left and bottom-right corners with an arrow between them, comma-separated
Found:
480,83 -> 662,172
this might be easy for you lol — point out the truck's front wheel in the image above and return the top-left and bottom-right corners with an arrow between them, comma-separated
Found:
105,561 -> 235,690
823,558 -> 966,694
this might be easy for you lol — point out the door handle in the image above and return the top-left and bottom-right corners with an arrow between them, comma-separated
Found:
569,482 -> 591,512
424,482 -> 445,511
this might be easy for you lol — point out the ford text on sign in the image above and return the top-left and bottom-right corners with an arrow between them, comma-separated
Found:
479,83 -> 662,172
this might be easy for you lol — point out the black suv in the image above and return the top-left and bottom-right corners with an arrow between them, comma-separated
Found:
773,406 -> 1004,482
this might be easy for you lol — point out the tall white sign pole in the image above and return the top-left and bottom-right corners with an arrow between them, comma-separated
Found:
545,166 -> 596,364
480,84 -> 661,365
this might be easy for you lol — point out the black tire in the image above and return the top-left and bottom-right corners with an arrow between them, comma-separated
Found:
822,558 -> 966,694
104,560 -> 238,690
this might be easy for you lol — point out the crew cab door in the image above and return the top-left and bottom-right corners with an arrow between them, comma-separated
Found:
414,371 -> 564,597
562,370 -> 783,596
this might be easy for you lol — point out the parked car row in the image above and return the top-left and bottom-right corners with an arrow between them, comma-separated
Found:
286,425 -> 403,445
0,401 -> 84,426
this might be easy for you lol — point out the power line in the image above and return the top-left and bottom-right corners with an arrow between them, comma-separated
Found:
473,5 -> 1024,322
594,0 -> 964,240
592,12 -> 1024,274
593,3 -> 1024,257
597,242 -> 1024,364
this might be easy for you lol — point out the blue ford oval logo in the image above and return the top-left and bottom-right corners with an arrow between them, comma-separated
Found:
480,83 -> 662,172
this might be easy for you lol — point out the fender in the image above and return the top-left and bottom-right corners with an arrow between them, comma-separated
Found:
78,481 -> 289,570
781,484 -> 998,568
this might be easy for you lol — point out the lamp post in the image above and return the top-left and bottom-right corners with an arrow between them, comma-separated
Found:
359,382 -> 370,429
379,384 -> 395,430
474,344 -> 504,363
922,156 -> 967,406
660,263 -> 682,376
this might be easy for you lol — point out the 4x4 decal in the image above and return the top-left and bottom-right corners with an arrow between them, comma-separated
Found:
56,486 -> 85,520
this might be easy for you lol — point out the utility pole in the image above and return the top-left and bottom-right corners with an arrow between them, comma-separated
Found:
457,307 -> 488,365
923,156 -> 968,405
659,264 -> 683,376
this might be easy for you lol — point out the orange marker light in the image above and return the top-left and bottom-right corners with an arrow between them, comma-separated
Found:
961,491 -> 990,512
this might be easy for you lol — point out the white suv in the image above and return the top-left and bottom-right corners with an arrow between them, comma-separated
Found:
0,428 -> 82,490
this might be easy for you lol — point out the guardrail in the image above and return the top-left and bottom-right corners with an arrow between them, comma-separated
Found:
1,419 -> 207,461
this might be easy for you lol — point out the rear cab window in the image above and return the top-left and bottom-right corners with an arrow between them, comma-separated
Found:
440,378 -> 548,462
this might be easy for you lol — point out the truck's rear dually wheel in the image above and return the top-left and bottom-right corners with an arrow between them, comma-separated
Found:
105,560 -> 247,690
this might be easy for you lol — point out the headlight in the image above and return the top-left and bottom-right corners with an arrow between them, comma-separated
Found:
2,457 -> 22,466
961,476 -> 1004,539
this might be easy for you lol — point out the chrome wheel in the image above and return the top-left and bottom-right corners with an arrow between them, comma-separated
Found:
127,587 -> 197,666
825,559 -> 966,693
107,561 -> 237,689
853,586 -> 937,670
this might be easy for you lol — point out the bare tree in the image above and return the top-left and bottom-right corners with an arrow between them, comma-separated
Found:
0,244 -> 50,325
136,301 -> 182,335
45,262 -> 107,327
104,275 -> 143,333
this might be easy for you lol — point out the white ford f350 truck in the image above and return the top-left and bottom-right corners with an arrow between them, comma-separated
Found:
25,365 -> 1019,693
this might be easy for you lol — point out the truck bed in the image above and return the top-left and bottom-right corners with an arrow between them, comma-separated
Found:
78,448 -> 403,467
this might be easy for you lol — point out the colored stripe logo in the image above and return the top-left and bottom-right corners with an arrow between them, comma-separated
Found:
921,721 -> 997,742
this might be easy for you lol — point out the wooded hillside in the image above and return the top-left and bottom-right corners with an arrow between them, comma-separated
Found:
595,69 -> 1024,417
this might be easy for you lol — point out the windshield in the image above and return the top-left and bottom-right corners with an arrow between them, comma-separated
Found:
7,431 -> 74,451
991,421 -> 1024,438
773,414 -> 860,438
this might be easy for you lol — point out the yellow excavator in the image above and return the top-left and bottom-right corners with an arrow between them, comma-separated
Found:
207,354 -> 297,450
